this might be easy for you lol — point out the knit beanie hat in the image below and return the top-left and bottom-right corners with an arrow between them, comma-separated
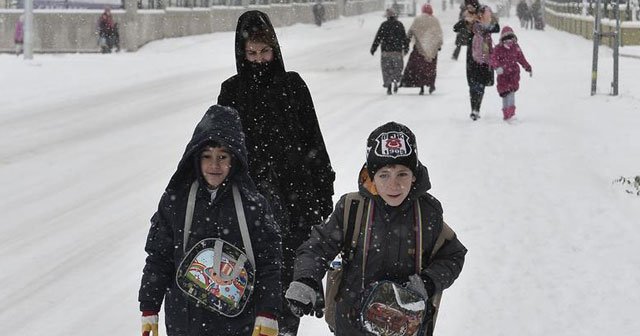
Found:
366,122 -> 418,178
500,25 -> 517,41
422,4 -> 433,15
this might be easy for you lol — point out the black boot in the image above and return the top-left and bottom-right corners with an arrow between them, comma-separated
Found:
419,86 -> 425,95
387,85 -> 392,95
393,81 -> 398,93
429,85 -> 435,94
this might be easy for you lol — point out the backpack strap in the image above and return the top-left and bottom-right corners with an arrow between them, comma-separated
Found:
183,180 -> 199,254
182,181 -> 255,268
342,192 -> 367,261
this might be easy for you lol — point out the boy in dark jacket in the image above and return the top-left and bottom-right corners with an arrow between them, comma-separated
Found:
138,105 -> 282,336
285,122 -> 467,336
370,8 -> 410,95
217,10 -> 335,336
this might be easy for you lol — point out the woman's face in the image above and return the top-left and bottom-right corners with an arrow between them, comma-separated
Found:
200,146 -> 232,189
373,164 -> 416,207
245,40 -> 274,63
480,9 -> 492,24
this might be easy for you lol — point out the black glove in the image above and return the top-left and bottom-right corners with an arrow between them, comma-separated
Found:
370,46 -> 376,55
285,279 -> 323,318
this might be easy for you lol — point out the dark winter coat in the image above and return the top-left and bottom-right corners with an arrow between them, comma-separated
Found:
490,39 -> 532,96
138,105 -> 282,336
371,17 -> 410,54
455,19 -> 500,87
293,163 -> 467,336
516,1 -> 531,20
217,11 -> 335,246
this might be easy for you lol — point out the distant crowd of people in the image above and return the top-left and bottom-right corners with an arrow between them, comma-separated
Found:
371,0 -> 535,121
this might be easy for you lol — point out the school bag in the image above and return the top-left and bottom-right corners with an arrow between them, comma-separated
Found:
175,181 -> 256,317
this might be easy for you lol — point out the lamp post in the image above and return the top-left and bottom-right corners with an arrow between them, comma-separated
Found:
23,0 -> 33,60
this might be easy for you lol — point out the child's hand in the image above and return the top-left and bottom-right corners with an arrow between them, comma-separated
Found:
528,70 -> 533,77
495,67 -> 504,75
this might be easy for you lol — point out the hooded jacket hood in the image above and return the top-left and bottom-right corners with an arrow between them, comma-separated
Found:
166,105 -> 252,192
234,10 -> 286,76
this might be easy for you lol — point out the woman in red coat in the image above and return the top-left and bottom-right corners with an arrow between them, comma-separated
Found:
490,26 -> 532,120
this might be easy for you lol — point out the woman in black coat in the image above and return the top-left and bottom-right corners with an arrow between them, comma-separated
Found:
138,105 -> 282,336
454,1 -> 500,120
217,10 -> 335,335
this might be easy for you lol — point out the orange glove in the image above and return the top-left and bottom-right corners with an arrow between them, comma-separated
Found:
141,311 -> 159,336
251,312 -> 278,336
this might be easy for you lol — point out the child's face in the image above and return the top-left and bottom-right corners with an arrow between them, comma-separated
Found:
373,164 -> 416,207
200,146 -> 232,189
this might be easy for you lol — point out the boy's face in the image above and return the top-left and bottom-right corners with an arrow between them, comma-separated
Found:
245,40 -> 274,63
373,164 -> 416,207
200,146 -> 232,189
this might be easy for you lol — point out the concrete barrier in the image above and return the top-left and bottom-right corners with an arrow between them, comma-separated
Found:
0,0 -> 383,53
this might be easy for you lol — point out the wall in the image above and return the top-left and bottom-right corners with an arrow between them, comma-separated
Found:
544,1 -> 640,46
0,0 -> 382,53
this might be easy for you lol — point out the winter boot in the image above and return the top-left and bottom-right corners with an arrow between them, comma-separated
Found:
508,106 -> 516,119
387,85 -> 392,95
502,107 -> 509,120
393,81 -> 399,93
419,86 -> 425,95
429,85 -> 436,94
470,110 -> 480,121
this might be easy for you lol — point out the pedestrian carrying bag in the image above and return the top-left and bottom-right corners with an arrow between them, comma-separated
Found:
175,181 -> 256,317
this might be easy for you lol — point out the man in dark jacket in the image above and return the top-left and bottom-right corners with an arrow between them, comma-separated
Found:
138,105 -> 282,335
370,7 -> 410,95
217,10 -> 335,336
285,122 -> 467,336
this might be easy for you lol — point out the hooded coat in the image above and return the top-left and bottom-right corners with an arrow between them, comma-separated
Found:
293,163 -> 467,336
490,37 -> 532,97
216,10 -> 335,300
138,105 -> 282,336
217,11 -> 334,231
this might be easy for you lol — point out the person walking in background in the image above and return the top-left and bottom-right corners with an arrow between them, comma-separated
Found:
516,0 -> 531,29
531,0 -> 545,30
284,121 -> 467,336
490,26 -> 532,120
138,105 -> 282,336
14,14 -> 24,56
370,8 -> 409,95
312,0 -> 326,27
97,7 -> 119,53
455,3 -> 500,120
400,4 -> 443,95
452,3 -> 470,60
217,10 -> 335,336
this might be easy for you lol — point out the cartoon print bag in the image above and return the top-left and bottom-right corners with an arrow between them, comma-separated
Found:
360,281 -> 428,336
176,238 -> 255,317
175,181 -> 256,317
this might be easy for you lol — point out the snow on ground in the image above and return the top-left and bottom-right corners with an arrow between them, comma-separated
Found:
1,4 -> 640,336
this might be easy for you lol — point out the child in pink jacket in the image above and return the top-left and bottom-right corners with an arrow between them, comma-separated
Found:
490,26 -> 532,120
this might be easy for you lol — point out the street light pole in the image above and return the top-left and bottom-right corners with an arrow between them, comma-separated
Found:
591,0 -> 601,95
23,0 -> 34,60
